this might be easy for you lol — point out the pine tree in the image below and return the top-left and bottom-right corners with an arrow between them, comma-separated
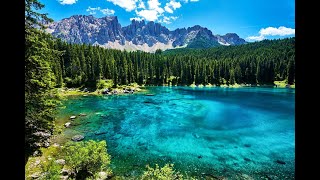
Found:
25,0 -> 61,164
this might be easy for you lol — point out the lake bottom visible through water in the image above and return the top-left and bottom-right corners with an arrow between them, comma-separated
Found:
57,86 -> 295,179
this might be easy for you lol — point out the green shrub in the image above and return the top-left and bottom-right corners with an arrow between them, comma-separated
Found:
63,140 -> 112,179
40,158 -> 62,180
141,164 -> 183,180
96,79 -> 107,89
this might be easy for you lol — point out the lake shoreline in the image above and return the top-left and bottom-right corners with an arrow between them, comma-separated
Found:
58,83 -> 295,97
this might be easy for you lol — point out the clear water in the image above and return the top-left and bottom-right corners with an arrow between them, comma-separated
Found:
57,86 -> 295,179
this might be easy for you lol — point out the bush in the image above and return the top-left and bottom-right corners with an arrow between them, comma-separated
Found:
40,158 -> 62,180
63,140 -> 111,179
96,79 -> 107,89
141,164 -> 183,180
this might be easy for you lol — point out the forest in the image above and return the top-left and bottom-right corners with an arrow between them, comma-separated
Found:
25,0 -> 295,178
48,37 -> 295,88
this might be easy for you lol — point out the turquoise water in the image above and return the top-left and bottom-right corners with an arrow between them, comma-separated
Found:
58,87 -> 295,179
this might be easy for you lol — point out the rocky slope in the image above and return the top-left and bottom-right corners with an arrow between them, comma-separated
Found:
46,15 -> 247,52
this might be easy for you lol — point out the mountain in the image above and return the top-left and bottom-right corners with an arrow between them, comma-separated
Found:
46,15 -> 247,52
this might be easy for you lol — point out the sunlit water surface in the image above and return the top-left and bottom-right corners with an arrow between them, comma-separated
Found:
57,86 -> 295,179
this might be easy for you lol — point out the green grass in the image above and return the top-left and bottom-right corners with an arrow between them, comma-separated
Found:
274,80 -> 295,88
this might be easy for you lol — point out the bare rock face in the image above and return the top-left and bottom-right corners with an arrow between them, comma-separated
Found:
46,15 -> 247,52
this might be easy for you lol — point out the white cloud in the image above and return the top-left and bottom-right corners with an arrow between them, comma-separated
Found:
100,8 -> 115,15
148,0 -> 164,13
136,9 -> 159,21
133,0 -> 183,23
86,6 -> 115,15
164,0 -> 181,13
246,35 -> 265,41
138,0 -> 146,9
260,26 -> 295,36
164,6 -> 173,13
130,17 -> 144,21
247,26 -> 295,41
160,16 -> 178,24
86,6 -> 100,14
169,1 -> 182,9
190,0 -> 199,2
58,0 -> 77,5
106,0 -> 138,12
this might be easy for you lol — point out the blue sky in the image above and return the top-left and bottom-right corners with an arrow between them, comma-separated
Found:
39,0 -> 295,41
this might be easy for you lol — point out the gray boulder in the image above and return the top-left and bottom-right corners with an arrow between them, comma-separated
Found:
71,135 -> 84,141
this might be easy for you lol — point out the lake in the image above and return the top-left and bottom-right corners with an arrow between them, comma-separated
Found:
56,86 -> 295,179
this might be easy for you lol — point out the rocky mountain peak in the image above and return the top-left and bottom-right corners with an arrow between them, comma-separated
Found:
47,15 -> 247,52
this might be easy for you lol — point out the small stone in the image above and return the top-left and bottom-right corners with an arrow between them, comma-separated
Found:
55,159 -> 65,165
97,171 -> 108,180
30,172 -> 40,179
60,169 -> 70,176
95,130 -> 107,135
275,160 -> 286,165
34,159 -> 41,166
60,175 -> 69,180
64,122 -> 71,128
71,135 -> 84,142
33,150 -> 40,157
79,113 -> 87,116
244,144 -> 251,147
70,116 -> 76,120
44,142 -> 50,147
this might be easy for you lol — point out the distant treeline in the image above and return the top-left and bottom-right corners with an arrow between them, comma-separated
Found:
49,37 -> 295,87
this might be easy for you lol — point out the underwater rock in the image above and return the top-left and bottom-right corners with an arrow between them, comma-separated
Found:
244,144 -> 251,147
241,174 -> 254,180
71,135 -> 84,141
193,133 -> 200,138
70,116 -> 76,120
275,160 -> 286,165
79,113 -> 87,116
198,155 -> 203,159
95,130 -> 107,135
244,158 -> 251,162
137,142 -> 145,146
64,122 -> 71,128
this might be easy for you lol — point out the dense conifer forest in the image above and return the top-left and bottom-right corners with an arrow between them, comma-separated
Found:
49,37 -> 295,88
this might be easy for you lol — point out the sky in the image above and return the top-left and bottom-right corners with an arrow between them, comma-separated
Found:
38,0 -> 295,42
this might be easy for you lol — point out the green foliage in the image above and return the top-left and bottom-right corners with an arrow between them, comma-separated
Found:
25,0 -> 62,163
40,159 -> 62,180
96,79 -> 107,89
155,49 -> 163,55
63,140 -> 111,178
141,164 -> 183,180
49,38 -> 294,88
187,37 -> 220,49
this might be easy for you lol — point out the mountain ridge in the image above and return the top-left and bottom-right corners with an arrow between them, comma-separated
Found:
46,15 -> 247,52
